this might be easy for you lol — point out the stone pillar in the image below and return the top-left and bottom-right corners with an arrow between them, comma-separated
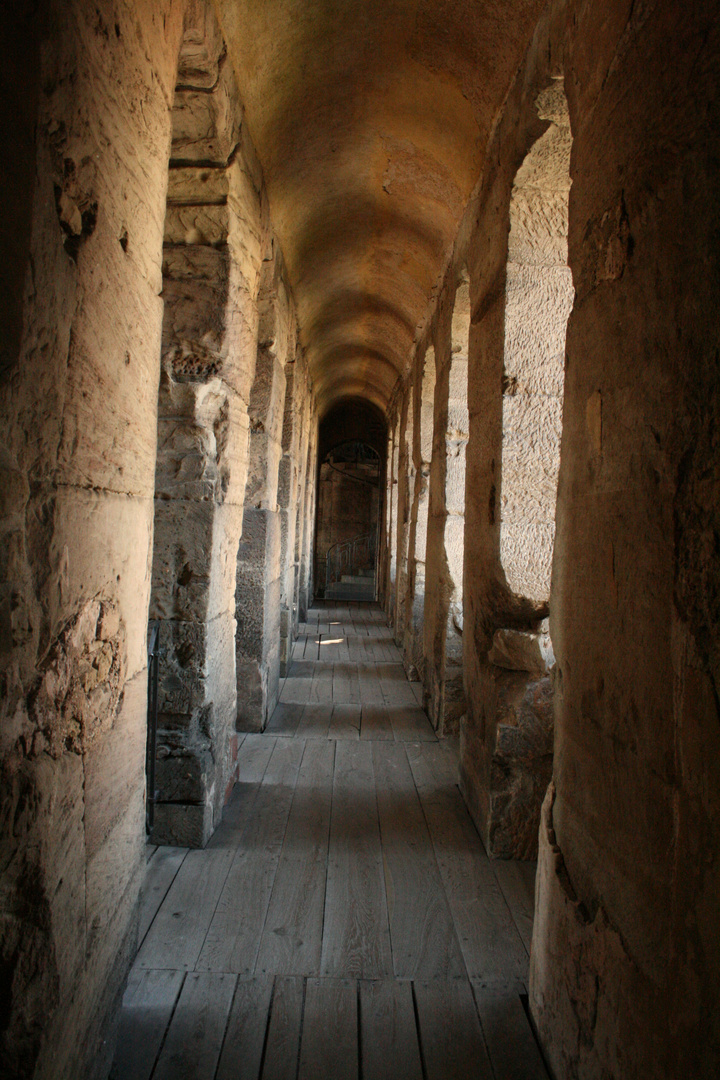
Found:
277,350 -> 306,673
529,2 -> 720,1076
459,39 -> 572,860
292,386 -> 313,624
0,3 -> 183,1076
298,416 -> 318,618
393,390 -> 415,643
384,415 -> 401,620
403,347 -> 435,678
424,282 -> 469,733
149,9 -> 268,846
235,256 -> 293,731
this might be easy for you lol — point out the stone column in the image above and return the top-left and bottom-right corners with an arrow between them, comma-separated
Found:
277,348 -> 308,673
393,390 -> 415,643
384,415 -> 401,620
403,347 -> 436,678
530,3 -> 720,1075
0,3 -> 184,1075
292,384 -> 312,625
235,256 -> 293,730
149,13 -> 268,846
424,282 -> 469,733
298,415 -> 318,618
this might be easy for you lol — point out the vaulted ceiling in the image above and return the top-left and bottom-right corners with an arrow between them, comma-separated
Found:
214,0 -> 546,415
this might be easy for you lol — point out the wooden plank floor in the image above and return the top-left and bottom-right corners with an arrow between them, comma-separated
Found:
112,602 -> 548,1080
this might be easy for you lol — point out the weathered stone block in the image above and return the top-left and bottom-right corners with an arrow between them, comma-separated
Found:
488,623 -> 555,674
164,203 -> 230,246
487,674 -> 554,859
236,658 -> 265,731
167,164 -> 231,205
151,801 -> 214,848
171,59 -> 242,163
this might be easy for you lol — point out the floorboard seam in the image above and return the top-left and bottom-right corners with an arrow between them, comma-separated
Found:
317,739 -> 337,969
411,981 -> 430,1080
148,970 -> 186,1080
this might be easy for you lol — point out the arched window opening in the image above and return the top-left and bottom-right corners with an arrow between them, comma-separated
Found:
479,81 -> 573,861
499,82 -> 573,603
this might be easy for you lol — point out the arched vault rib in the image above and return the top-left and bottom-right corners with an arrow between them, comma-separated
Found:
313,352 -> 399,416
213,0 -> 549,416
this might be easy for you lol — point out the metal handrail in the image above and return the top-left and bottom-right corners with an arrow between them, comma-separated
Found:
146,621 -> 161,832
325,530 -> 376,593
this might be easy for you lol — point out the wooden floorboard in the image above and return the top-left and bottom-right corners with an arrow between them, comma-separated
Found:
357,662 -> 384,705
333,662 -> 361,703
215,976 -> 274,1080
309,662 -> 335,704
265,702 -> 305,737
152,971 -> 237,1080
388,704 -> 437,742
256,741 -> 334,976
329,703 -> 361,740
360,703 -> 395,741
135,848 -> 234,971
196,740 -> 304,973
137,846 -> 188,946
321,740 -> 393,978
295,703 -> 333,739
405,743 -> 529,983
360,979 -> 423,1080
472,982 -> 550,1080
373,742 -> 465,979
261,976 -> 305,1080
298,979 -> 358,1080
116,602 -> 544,1080
413,979 -> 494,1080
110,968 -> 184,1080
493,859 -> 537,956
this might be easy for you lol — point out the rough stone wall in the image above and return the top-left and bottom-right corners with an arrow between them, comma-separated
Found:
0,2 -> 184,1076
149,3 -> 269,846
402,347 -> 435,679
235,251 -> 294,731
423,280 -> 469,733
529,1 -> 720,1077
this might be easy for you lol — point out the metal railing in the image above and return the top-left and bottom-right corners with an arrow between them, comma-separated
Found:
325,530 -> 376,594
146,621 -> 161,832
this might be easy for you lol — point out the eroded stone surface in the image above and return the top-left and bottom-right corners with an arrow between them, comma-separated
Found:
488,624 -> 554,674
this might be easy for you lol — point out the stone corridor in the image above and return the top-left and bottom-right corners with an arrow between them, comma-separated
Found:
112,603 -> 544,1080
3,2 -> 720,1077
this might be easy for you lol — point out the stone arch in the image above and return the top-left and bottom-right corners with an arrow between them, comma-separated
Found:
460,78 -> 574,863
